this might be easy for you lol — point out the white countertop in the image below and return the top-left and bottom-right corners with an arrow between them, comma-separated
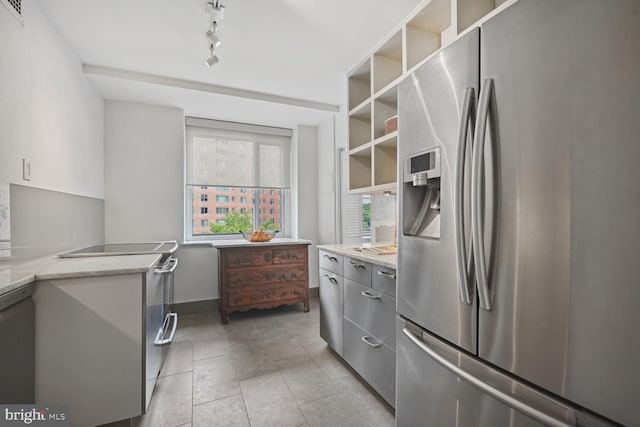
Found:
316,244 -> 397,269
208,238 -> 312,248
0,253 -> 162,297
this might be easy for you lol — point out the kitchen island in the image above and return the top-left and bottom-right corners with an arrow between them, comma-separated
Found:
1,253 -> 165,427
211,238 -> 312,324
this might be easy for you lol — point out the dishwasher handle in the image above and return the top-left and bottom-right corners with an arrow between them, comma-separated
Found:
155,257 -> 179,274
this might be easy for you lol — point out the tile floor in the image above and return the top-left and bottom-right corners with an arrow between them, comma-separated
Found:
135,296 -> 395,427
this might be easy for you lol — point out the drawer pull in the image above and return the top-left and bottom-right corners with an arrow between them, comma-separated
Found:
348,261 -> 366,269
238,259 -> 252,266
361,290 -> 381,300
323,254 -> 338,262
323,274 -> 338,284
361,335 -> 383,348
377,270 -> 396,279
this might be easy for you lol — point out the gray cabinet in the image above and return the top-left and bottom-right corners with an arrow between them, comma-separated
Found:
318,249 -> 397,407
319,253 -> 344,356
34,269 -> 159,427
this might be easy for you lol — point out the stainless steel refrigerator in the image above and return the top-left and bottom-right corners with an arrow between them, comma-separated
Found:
396,1 -> 640,426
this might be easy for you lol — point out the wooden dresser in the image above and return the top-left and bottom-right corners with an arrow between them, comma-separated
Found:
216,241 -> 311,324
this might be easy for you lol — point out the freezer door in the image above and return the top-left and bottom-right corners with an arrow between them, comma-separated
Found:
397,28 -> 479,353
477,1 -> 640,425
396,318 -> 610,427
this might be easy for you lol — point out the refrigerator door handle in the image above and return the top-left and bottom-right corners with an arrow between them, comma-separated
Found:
402,327 -> 576,427
472,78 -> 493,311
455,87 -> 476,305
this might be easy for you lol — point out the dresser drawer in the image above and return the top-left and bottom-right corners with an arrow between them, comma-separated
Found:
227,283 -> 306,307
223,248 -> 272,269
343,279 -> 395,350
227,264 -> 307,288
273,246 -> 307,265
319,250 -> 343,275
371,266 -> 396,297
343,257 -> 371,287
343,318 -> 395,406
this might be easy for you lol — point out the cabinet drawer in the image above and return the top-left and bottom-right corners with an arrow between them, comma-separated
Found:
372,266 -> 396,297
319,250 -> 343,275
227,283 -> 306,307
226,264 -> 307,288
343,279 -> 396,350
223,248 -> 272,269
343,318 -> 395,406
273,246 -> 307,265
319,268 -> 343,356
343,257 -> 371,286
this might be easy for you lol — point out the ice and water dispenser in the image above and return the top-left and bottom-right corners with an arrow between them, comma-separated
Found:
402,147 -> 441,239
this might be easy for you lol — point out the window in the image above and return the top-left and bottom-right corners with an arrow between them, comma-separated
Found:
185,118 -> 291,240
201,194 -> 208,202
201,219 -> 208,226
201,207 -> 208,214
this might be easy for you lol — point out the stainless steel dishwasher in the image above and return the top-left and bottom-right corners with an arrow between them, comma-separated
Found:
0,283 -> 35,403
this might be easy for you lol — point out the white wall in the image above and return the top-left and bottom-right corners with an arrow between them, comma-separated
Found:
104,102 -> 184,242
295,125 -> 319,287
0,0 -> 104,198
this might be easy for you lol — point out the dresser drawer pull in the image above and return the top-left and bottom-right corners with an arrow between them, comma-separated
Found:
377,270 -> 396,279
361,290 -> 382,300
323,274 -> 338,284
348,261 -> 366,269
238,259 -> 252,266
323,254 -> 338,262
361,335 -> 383,348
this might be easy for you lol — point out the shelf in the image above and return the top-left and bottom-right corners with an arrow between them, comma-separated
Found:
348,59 -> 372,111
349,147 -> 372,191
374,141 -> 397,186
348,97 -> 372,116
373,30 -> 403,94
456,0 -> 508,34
374,131 -> 397,147
349,102 -> 372,150
405,0 -> 451,71
373,85 -> 398,140
348,182 -> 397,196
346,0 -> 514,197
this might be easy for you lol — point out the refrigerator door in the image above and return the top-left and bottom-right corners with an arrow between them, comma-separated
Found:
397,29 -> 479,353
477,1 -> 640,425
396,318 -> 611,427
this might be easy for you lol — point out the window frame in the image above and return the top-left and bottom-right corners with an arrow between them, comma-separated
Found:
184,118 -> 292,241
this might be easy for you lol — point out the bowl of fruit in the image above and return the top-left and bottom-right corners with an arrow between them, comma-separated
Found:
240,230 -> 278,242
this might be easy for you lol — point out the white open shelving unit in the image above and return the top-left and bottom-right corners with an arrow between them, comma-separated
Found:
346,0 -> 514,194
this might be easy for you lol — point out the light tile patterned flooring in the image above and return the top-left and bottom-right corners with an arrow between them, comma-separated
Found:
135,296 -> 395,427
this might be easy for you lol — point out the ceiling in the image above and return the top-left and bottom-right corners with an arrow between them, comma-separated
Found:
34,0 -> 424,128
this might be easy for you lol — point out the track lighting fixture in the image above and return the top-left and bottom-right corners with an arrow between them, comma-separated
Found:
205,45 -> 219,68
204,0 -> 225,68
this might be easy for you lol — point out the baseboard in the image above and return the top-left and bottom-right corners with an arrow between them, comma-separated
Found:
172,299 -> 218,315
173,289 -> 318,315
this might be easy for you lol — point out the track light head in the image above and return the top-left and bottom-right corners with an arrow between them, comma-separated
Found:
206,30 -> 221,49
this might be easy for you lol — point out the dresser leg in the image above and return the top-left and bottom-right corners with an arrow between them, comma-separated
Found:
303,298 -> 310,312
221,311 -> 229,324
